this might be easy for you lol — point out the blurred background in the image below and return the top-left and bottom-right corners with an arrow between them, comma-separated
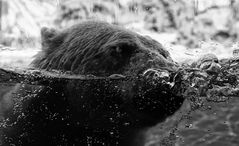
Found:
1,0 -> 239,67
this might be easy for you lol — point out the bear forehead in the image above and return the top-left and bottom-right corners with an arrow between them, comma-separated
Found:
62,21 -> 170,56
63,22 -> 172,63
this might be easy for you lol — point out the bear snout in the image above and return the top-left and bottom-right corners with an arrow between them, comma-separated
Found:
142,68 -> 170,82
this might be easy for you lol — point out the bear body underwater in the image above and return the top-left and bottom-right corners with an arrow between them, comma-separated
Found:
1,21 -> 184,146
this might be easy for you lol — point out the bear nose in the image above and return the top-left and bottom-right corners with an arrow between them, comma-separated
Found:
142,68 -> 170,81
200,61 -> 221,74
207,62 -> 221,74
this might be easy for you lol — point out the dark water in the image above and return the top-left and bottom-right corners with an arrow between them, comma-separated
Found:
146,96 -> 239,146
1,82 -> 239,146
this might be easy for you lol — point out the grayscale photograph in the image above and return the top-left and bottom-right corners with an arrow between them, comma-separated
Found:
0,0 -> 239,146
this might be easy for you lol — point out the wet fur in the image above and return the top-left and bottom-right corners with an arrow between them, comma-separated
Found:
33,21 -> 175,76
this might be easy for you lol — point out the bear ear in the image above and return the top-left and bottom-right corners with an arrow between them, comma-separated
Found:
41,27 -> 58,48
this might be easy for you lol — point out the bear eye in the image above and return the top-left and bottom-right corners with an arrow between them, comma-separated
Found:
115,46 -> 122,53
120,44 -> 137,56
111,44 -> 136,59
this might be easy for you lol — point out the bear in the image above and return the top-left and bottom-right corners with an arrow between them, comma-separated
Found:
0,21 -> 184,146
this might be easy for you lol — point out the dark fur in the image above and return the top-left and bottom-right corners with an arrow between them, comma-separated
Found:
33,21 -> 176,76
1,21 -> 184,146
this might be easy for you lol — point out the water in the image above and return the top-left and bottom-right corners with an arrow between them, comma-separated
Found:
177,97 -> 239,146
145,95 -> 239,146
0,66 -> 238,146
